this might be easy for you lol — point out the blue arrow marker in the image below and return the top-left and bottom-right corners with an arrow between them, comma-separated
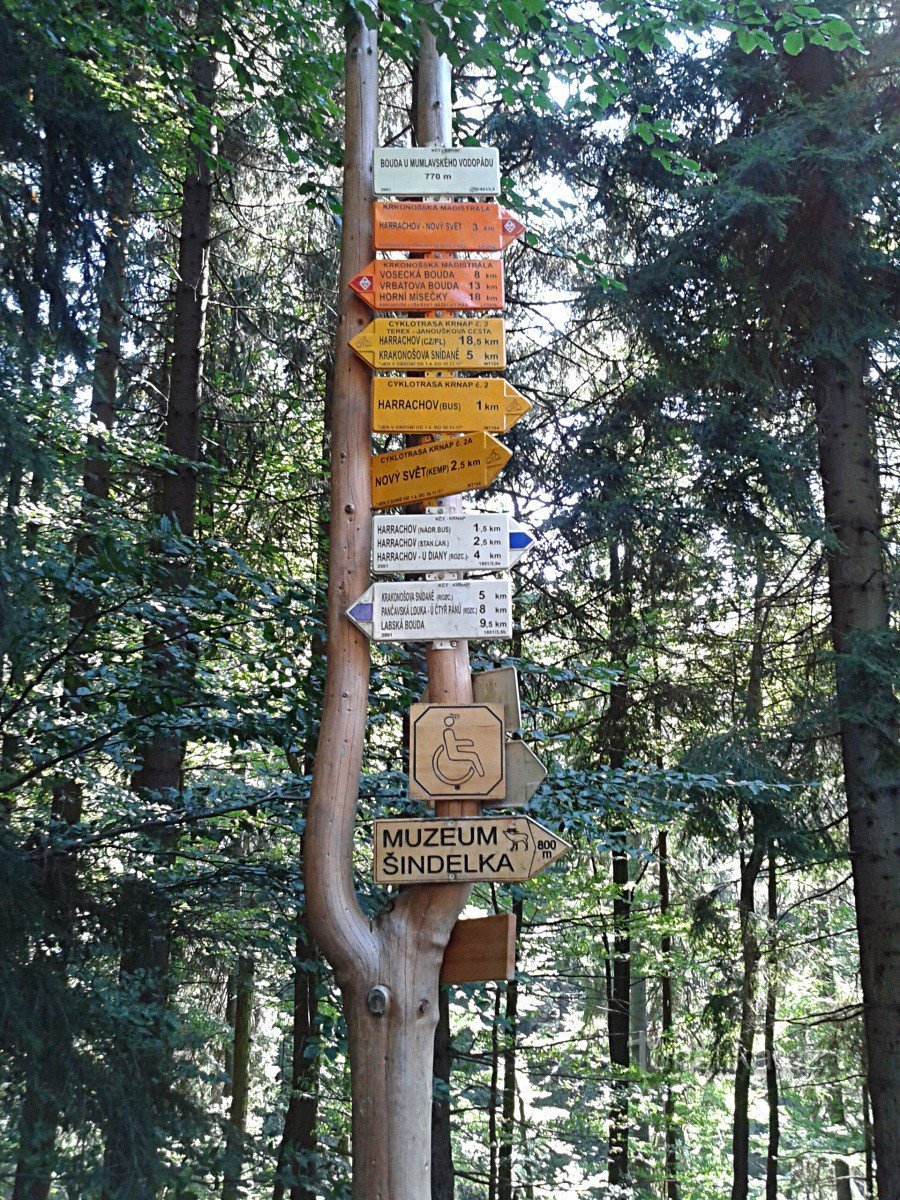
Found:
509,530 -> 533,550
349,602 -> 373,622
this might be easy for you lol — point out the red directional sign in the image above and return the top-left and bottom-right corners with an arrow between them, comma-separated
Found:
349,258 -> 504,312
373,202 -> 525,252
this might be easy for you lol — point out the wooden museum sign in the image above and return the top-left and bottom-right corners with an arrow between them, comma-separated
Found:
373,816 -> 569,885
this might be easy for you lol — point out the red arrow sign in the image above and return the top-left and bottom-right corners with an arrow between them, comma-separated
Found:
349,257 -> 505,312
373,202 -> 525,252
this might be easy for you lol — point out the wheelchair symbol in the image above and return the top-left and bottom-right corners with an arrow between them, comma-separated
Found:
432,714 -> 486,789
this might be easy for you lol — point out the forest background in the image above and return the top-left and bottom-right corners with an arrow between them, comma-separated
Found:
0,1 -> 897,1199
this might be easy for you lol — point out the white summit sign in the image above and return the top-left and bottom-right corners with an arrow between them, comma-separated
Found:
347,579 -> 512,642
371,513 -> 534,574
373,146 -> 501,197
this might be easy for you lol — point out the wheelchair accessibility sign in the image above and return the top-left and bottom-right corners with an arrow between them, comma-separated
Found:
410,703 -> 505,802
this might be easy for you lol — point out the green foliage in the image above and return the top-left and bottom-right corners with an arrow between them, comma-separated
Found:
0,0 -> 893,1195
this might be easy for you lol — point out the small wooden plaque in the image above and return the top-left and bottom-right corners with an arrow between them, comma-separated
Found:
440,913 -> 516,985
410,703 -> 506,803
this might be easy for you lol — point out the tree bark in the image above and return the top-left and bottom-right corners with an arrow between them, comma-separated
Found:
659,830 -> 679,1200
827,1035 -> 852,1200
224,969 -> 237,1099
498,898 -> 522,1200
431,987 -> 455,1200
730,823 -> 765,1200
731,561 -> 769,1200
222,955 -> 255,1200
782,45 -> 900,1198
815,351 -> 899,1197
764,852 -> 779,1200
273,924 -> 320,1200
606,539 -> 633,1188
273,341 -> 331,1200
488,984 -> 502,1200
862,1073 -> 874,1199
302,9 -> 477,1199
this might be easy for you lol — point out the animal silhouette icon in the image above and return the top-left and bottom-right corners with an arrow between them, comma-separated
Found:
503,827 -> 528,852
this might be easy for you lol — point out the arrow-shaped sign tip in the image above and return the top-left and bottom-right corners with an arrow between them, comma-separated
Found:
348,327 -> 375,362
348,601 -> 373,622
527,818 -> 570,872
484,433 -> 513,472
349,270 -> 376,306
500,210 -> 527,247
502,385 -> 532,430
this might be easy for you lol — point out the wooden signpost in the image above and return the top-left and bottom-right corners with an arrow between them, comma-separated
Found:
350,316 -> 505,371
440,913 -> 516,984
472,666 -> 522,730
346,579 -> 512,642
372,376 -> 530,434
422,668 -> 549,807
371,512 -> 534,574
370,431 -> 511,509
373,815 -> 569,885
349,257 -> 504,311
305,17 -> 564,1196
491,739 -> 548,809
373,146 -> 501,196
374,201 -> 525,252
409,703 -> 506,802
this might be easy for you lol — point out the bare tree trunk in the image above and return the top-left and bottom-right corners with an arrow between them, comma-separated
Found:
303,9 -> 477,1199
659,830 -> 679,1200
100,881 -> 174,1200
132,0 -> 218,803
606,539 -> 633,1189
224,969 -> 237,1099
784,46 -> 900,1198
731,562 -> 769,1200
764,851 -> 779,1200
834,1160 -> 852,1200
816,349 -> 899,1199
498,898 -> 522,1200
488,983 -> 502,1200
222,955 -> 255,1200
431,988 -> 455,1200
730,821 -> 765,1200
862,1073 -> 874,1199
273,924 -> 320,1200
273,360 -> 331,1200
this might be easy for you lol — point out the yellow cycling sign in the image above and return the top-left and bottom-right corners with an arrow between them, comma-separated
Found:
409,703 -> 506,803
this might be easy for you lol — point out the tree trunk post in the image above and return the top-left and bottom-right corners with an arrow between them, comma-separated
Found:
730,828 -> 764,1200
303,7 -> 476,1198
430,987 -> 455,1200
606,539 -> 633,1188
498,897 -> 522,1200
764,851 -> 780,1200
659,830 -> 679,1200
781,44 -> 900,1197
222,955 -> 254,1200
